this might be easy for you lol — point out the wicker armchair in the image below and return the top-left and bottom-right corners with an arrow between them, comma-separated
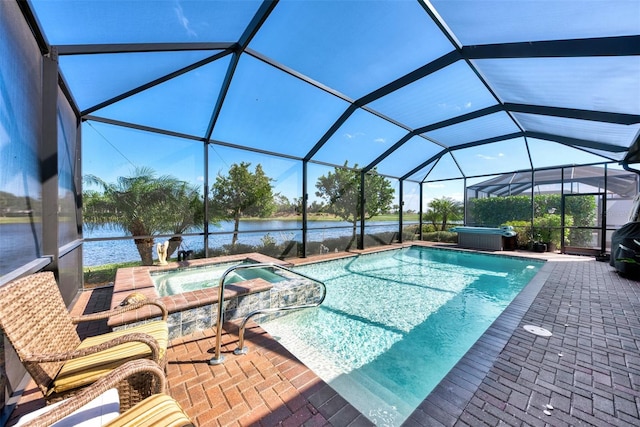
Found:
17,359 -> 194,427
0,272 -> 169,409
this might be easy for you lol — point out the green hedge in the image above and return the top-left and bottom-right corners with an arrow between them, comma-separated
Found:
471,194 -> 595,246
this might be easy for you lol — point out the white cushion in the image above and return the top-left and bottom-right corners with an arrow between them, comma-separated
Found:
14,388 -> 120,427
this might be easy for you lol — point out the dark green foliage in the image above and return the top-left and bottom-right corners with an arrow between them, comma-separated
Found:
422,231 -> 458,243
469,195 -> 532,226
315,162 -> 395,239
210,162 -> 275,245
502,220 -> 532,248
423,197 -> 463,231
0,191 -> 41,216
83,167 -> 204,265
471,194 -> 596,247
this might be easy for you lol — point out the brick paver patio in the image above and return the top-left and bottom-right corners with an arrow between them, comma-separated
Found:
8,250 -> 640,426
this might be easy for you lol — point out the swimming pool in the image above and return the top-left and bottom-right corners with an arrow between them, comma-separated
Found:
258,246 -> 543,426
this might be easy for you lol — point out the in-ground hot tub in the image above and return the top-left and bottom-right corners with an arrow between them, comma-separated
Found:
108,253 -> 324,340
449,225 -> 517,251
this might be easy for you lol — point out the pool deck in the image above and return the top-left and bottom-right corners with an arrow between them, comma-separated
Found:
8,243 -> 640,426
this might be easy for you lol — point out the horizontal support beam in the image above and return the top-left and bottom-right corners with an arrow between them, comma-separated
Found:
463,35 -> 640,59
506,103 -> 640,125
524,131 -> 629,153
56,42 -> 236,55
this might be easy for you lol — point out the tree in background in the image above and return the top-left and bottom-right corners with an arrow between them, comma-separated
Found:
423,209 -> 440,231
315,162 -> 394,241
273,193 -> 297,216
165,181 -> 205,257
83,167 -> 203,265
425,196 -> 463,231
0,191 -> 41,216
210,162 -> 275,245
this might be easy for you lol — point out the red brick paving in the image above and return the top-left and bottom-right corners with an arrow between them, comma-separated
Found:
14,248 -> 639,427
164,322 -> 363,427
7,284 -> 370,427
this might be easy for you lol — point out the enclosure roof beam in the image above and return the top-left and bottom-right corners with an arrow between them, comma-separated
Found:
506,103 -> 640,125
204,1 -> 278,140
415,105 -> 503,134
462,35 -> 640,59
55,42 -> 235,55
401,150 -> 447,181
81,50 -> 232,116
524,131 -> 629,153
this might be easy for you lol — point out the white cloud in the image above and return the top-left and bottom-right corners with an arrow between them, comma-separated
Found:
437,101 -> 473,112
374,137 -> 386,143
437,102 -> 461,112
174,2 -> 197,38
477,153 -> 505,160
344,132 -> 364,139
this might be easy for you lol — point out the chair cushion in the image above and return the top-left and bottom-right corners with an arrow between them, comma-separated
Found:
15,388 -> 120,427
52,321 -> 168,394
103,394 -> 193,427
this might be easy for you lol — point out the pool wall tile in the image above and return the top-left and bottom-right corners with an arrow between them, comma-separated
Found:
181,307 -> 197,323
195,316 -> 211,331
181,320 -> 197,337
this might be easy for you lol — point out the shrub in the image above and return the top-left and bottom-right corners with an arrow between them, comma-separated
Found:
503,220 -> 533,249
422,231 -> 458,243
532,214 -> 573,248
422,224 -> 437,233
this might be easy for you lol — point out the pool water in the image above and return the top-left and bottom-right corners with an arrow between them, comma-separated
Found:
258,247 -> 542,426
150,261 -> 286,297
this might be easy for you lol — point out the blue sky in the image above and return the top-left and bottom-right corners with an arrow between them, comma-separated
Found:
8,0 -> 638,209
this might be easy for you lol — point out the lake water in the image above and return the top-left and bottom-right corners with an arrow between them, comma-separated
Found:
81,219 -> 410,266
0,222 -> 43,275
1,219 -> 416,268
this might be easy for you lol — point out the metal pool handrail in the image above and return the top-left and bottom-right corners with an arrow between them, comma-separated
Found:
209,262 -> 326,365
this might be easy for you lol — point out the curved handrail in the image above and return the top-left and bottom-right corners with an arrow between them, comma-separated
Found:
209,262 -> 326,365
233,272 -> 326,356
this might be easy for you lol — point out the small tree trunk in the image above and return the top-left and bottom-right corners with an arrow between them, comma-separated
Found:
347,220 -> 358,250
231,214 -> 241,245
166,236 -> 182,259
135,237 -> 155,266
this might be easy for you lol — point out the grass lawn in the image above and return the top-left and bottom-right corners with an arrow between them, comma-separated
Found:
84,261 -> 140,287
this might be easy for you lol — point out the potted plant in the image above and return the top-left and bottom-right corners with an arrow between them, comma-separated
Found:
533,214 -> 572,252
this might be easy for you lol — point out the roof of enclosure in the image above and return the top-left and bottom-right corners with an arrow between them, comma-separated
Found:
467,166 -> 639,198
27,0 -> 640,182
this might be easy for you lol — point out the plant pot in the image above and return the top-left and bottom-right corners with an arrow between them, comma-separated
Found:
533,242 -> 547,252
546,242 -> 557,252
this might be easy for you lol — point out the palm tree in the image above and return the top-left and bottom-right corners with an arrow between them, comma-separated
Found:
163,180 -> 205,259
83,167 -> 203,265
426,197 -> 463,231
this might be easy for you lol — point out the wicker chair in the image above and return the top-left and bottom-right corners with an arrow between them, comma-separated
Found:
0,272 -> 169,409
16,359 -> 194,427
